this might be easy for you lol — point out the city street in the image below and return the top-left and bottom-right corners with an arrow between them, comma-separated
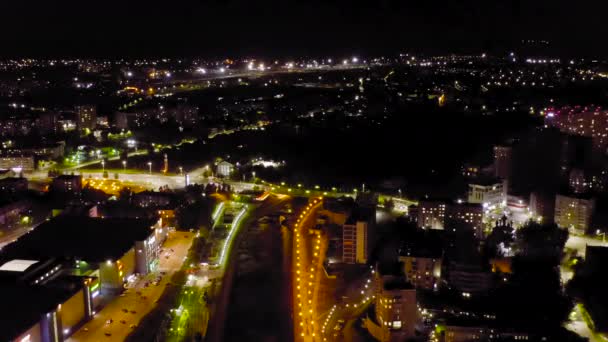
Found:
67,231 -> 194,342
293,198 -> 324,341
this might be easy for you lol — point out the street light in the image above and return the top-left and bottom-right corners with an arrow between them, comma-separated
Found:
597,229 -> 606,243
147,161 -> 152,174
179,166 -> 183,175
252,171 -> 256,180
122,160 -> 126,171
101,160 -> 105,172
398,189 -> 402,198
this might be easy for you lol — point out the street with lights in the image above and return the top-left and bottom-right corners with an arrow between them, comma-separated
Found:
293,197 -> 325,341
67,231 -> 194,342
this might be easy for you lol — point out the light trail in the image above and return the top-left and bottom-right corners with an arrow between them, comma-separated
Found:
218,206 -> 248,268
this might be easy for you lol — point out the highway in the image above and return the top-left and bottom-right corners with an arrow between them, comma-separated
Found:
67,231 -> 194,342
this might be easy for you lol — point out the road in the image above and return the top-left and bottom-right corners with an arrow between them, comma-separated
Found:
293,198 -> 325,342
565,235 -> 608,257
67,231 -> 194,342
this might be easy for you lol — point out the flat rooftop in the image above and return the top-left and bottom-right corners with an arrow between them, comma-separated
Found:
0,282 -> 82,341
0,216 -> 157,264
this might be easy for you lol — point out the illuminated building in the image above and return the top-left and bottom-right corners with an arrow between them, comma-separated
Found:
417,200 -> 446,230
398,254 -> 442,290
554,193 -> 595,234
364,274 -> 417,342
417,201 -> 483,237
51,175 -> 82,194
74,105 -> 97,132
0,155 -> 35,172
216,161 -> 235,178
546,105 -> 608,150
342,208 -> 374,264
467,178 -> 506,207
446,203 -> 484,239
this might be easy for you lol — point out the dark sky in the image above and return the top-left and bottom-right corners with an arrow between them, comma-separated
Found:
0,0 -> 606,58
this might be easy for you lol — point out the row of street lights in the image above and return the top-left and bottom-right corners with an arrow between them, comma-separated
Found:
294,198 -> 323,341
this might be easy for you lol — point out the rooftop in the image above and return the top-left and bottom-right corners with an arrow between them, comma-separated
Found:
0,259 -> 39,272
0,216 -> 157,264
0,282 -> 82,341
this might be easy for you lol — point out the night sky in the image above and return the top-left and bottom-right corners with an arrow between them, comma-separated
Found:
0,0 -> 606,57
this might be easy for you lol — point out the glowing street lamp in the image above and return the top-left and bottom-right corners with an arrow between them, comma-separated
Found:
179,166 -> 183,175
101,160 -> 105,172
122,160 -> 126,171
147,161 -> 152,174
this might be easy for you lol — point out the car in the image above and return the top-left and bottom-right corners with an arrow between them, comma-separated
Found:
83,327 -> 89,332
130,324 -> 137,329
120,320 -> 126,324
105,332 -> 112,337
106,319 -> 113,325
122,308 -> 128,313
130,310 -> 137,314
120,293 -> 126,297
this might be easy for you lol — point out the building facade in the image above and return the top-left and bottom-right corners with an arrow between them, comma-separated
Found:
0,156 -> 35,172
51,175 -> 82,194
343,221 -> 369,264
468,179 -> 506,207
493,145 -> 512,180
75,105 -> 97,132
554,194 -> 595,234
418,200 -> 447,230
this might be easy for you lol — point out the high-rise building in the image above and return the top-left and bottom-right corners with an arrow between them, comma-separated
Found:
417,200 -> 447,230
75,105 -> 97,132
364,274 -> 417,342
555,193 -> 595,234
342,208 -> 374,264
446,203 -> 484,239
546,105 -> 608,150
493,145 -> 512,180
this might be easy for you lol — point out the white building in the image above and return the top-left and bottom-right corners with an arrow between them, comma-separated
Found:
216,161 -> 235,178
468,179 -> 506,208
